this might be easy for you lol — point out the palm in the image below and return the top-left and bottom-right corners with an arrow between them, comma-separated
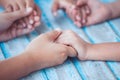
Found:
85,0 -> 111,26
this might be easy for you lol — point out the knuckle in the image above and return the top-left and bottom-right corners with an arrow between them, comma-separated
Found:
61,52 -> 67,58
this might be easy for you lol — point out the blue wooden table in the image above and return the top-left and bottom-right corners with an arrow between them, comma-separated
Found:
0,0 -> 120,80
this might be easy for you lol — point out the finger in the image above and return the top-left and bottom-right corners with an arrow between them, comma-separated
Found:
67,46 -> 78,57
16,27 -> 35,36
74,21 -> 82,28
12,3 -> 19,11
45,30 -> 62,41
75,10 -> 81,22
26,0 -> 34,8
5,5 -> 13,12
34,22 -> 41,27
5,7 -> 33,22
29,14 -> 34,25
24,17 -> 33,29
33,10 -> 37,16
52,0 -> 59,16
34,5 -> 41,25
34,5 -> 41,17
81,7 -> 87,25
84,5 -> 91,15
17,19 -> 27,29
34,16 -> 40,22
69,5 -> 78,22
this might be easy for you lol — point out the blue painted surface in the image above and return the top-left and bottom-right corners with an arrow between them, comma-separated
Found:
0,0 -> 120,80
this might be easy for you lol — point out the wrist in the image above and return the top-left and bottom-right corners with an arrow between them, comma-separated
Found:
19,52 -> 36,73
75,41 -> 91,60
81,43 -> 92,60
85,43 -> 93,60
23,50 -> 44,71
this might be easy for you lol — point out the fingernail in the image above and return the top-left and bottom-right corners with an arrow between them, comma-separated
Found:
23,23 -> 26,27
82,19 -> 86,24
34,16 -> 40,21
34,11 -> 37,16
29,19 -> 34,24
28,25 -> 33,29
86,10 -> 90,14
53,12 -> 57,16
76,15 -> 81,21
76,22 -> 82,27
26,7 -> 33,13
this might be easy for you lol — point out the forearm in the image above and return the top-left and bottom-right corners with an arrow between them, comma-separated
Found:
86,42 -> 120,61
0,52 -> 37,80
106,0 -> 120,19
0,0 -> 3,6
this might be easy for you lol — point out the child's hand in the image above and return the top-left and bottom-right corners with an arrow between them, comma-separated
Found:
52,0 -> 90,27
1,0 -> 41,29
0,7 -> 34,42
56,30 -> 90,60
0,7 -> 32,32
76,0 -> 112,26
24,30 -> 77,70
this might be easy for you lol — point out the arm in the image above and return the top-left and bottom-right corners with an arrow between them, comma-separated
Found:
0,30 -> 76,80
56,30 -> 120,61
0,52 -> 37,80
86,42 -> 120,61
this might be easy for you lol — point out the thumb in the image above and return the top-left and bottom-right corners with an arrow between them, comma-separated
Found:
67,46 -> 78,57
52,1 -> 60,16
5,7 -> 33,22
46,30 -> 62,41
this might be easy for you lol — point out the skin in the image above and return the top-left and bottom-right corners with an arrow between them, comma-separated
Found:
0,0 -> 41,29
0,30 -> 77,80
57,30 -> 120,61
52,0 -> 90,27
76,0 -> 120,26
0,7 -> 37,42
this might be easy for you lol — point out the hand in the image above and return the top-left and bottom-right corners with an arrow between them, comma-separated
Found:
76,0 -> 112,26
24,30 -> 77,70
52,0 -> 90,27
0,7 -> 32,32
0,0 -> 41,29
56,30 -> 90,60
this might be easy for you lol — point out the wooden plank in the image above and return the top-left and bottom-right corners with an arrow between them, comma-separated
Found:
108,19 -> 120,37
0,47 -> 5,60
